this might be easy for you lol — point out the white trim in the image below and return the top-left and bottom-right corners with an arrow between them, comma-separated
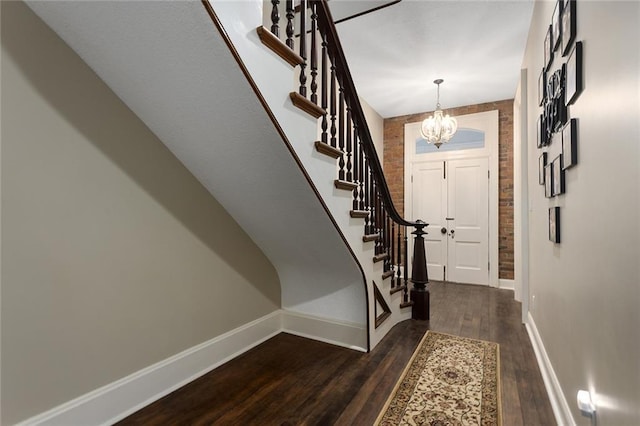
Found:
282,310 -> 367,352
514,68 -> 530,318
17,311 -> 282,426
514,279 -> 523,302
15,310 -> 367,426
526,312 -> 576,426
498,278 -> 515,291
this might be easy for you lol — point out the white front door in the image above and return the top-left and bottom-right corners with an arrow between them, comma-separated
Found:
411,157 -> 489,285
446,158 -> 489,285
412,161 -> 447,281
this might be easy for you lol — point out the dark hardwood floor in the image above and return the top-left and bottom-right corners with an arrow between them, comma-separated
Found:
117,282 -> 555,425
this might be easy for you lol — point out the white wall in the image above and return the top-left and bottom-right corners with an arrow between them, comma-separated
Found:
521,1 -> 639,424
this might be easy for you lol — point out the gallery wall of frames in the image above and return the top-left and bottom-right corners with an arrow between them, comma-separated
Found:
536,0 -> 582,244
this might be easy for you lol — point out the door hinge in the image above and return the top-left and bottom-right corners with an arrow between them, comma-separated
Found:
488,170 -> 490,179
488,261 -> 490,271
411,175 -> 413,183
443,161 -> 446,179
443,265 -> 446,281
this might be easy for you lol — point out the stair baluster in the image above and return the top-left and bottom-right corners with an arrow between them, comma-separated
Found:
396,222 -> 403,289
338,78 -> 345,180
352,124 -> 360,211
369,178 -> 377,238
270,0 -> 280,37
403,231 -> 410,305
298,0 -> 307,97
384,215 -> 395,278
382,206 -> 389,271
363,155 -> 371,235
346,105 -> 353,182
329,63 -> 337,148
379,195 -> 385,257
320,31 -> 328,145
373,191 -> 380,253
358,140 -> 365,211
309,2 -> 318,105
378,187 -> 383,244
285,0 -> 294,49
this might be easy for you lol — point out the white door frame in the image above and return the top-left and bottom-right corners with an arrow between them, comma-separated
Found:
404,110 -> 499,288
514,69 -> 530,323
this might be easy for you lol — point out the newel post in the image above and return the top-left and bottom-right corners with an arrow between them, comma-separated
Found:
410,220 -> 430,320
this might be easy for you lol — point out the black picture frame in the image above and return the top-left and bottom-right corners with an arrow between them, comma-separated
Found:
552,155 -> 565,196
552,0 -> 562,52
539,152 -> 547,185
537,115 -> 543,148
538,68 -> 547,106
561,0 -> 576,56
562,118 -> 578,169
565,41 -> 583,106
549,206 -> 560,243
544,25 -> 553,70
545,163 -> 553,198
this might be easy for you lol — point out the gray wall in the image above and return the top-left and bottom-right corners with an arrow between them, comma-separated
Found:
522,1 -> 639,424
1,2 -> 281,424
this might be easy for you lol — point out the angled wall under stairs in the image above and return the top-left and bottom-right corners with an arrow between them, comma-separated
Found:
25,0 -> 370,350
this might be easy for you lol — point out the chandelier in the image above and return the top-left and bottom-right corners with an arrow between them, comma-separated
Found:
420,79 -> 458,149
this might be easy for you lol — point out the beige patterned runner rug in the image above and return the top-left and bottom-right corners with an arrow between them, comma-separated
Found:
375,331 -> 501,426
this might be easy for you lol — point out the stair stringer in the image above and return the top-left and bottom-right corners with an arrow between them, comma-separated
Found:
211,0 -> 411,350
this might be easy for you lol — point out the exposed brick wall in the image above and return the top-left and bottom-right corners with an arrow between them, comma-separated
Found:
383,99 -> 514,280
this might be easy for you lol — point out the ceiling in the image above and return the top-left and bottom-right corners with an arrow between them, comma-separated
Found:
328,0 -> 534,118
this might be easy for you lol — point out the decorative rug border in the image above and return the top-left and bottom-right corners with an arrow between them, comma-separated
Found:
375,330 -> 502,425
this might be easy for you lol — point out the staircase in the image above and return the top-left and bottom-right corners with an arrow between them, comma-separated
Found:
26,0 -> 430,353
210,0 -> 431,349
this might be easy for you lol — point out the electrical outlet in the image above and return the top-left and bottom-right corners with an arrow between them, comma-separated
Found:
531,294 -> 536,311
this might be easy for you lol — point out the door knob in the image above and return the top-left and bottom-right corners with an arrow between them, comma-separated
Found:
441,227 -> 447,234
448,229 -> 455,239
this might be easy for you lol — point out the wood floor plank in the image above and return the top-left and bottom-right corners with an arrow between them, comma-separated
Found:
117,282 -> 555,425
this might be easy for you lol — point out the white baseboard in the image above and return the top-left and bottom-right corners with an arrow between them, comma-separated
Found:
498,278 -> 515,291
282,310 -> 367,352
513,279 -> 523,302
16,309 -> 366,426
525,312 -> 576,426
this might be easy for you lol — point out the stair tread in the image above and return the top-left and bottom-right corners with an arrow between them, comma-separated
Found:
256,26 -> 304,67
290,92 -> 325,118
373,252 -> 389,263
400,300 -> 414,308
362,233 -> 379,242
334,180 -> 358,191
382,270 -> 394,280
390,284 -> 407,295
350,210 -> 369,219
315,141 -> 343,159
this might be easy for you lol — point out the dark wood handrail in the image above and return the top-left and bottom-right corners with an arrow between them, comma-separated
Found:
261,0 -> 430,319
312,0 -> 419,228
